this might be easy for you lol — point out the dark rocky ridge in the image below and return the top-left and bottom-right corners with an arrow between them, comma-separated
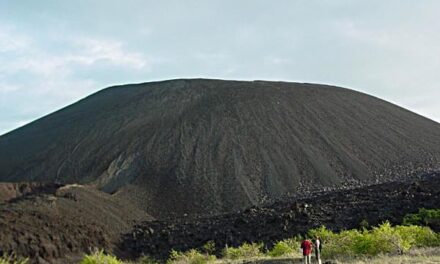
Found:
120,172 -> 440,260
0,184 -> 152,263
1,79 -> 440,218
0,182 -> 61,203
1,172 -> 439,263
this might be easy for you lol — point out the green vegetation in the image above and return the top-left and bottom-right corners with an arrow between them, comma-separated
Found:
80,250 -> 123,264
403,208 -> 440,226
135,256 -> 160,264
308,222 -> 440,258
167,249 -> 216,264
201,241 -> 216,255
331,247 -> 440,263
222,242 -> 264,259
0,254 -> 28,264
267,238 -> 301,257
4,209 -> 440,264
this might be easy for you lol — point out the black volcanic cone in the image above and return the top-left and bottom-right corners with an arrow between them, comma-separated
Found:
1,79 -> 440,218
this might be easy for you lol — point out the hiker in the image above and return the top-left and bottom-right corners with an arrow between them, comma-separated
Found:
300,236 -> 312,264
313,236 -> 322,264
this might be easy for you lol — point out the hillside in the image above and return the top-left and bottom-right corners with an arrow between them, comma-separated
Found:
1,79 -> 440,218
0,183 -> 152,262
120,172 -> 440,259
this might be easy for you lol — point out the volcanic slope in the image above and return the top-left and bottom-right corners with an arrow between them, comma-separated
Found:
0,183 -> 152,262
1,79 -> 440,218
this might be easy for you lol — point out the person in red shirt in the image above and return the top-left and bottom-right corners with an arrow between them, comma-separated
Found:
300,237 -> 312,264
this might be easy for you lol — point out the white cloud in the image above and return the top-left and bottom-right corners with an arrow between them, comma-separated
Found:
0,82 -> 20,93
0,25 -> 152,134
1,36 -> 149,77
0,25 -> 32,52
70,37 -> 148,69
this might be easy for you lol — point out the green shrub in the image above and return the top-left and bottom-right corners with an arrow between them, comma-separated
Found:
136,255 -> 160,264
167,249 -> 216,264
80,250 -> 123,264
202,241 -> 216,255
0,254 -> 28,264
308,225 -> 337,243
359,219 -> 370,229
308,222 -> 440,259
366,221 -> 406,254
403,213 -> 423,226
0,254 -> 29,264
395,225 -> 440,248
308,226 -> 355,258
269,237 -> 302,258
403,208 -> 440,226
222,242 -> 264,259
351,230 -> 375,255
268,240 -> 295,257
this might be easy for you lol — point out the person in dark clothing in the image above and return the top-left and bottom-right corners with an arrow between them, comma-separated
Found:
313,236 -> 322,264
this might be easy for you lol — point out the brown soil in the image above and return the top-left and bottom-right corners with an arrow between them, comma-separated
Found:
0,183 -> 151,263
0,182 -> 60,203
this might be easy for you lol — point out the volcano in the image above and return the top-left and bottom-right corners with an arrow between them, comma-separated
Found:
1,79 -> 440,218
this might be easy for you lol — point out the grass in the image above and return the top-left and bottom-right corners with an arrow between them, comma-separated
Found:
331,247 -> 440,264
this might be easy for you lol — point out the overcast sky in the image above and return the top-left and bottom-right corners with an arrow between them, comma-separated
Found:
1,1 -> 439,135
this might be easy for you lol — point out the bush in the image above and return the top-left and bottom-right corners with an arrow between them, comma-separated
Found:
308,225 -> 338,243
222,242 -> 264,259
308,226 -> 355,258
395,225 -> 440,248
403,208 -> 440,226
308,222 -> 440,259
359,219 -> 370,229
80,250 -> 123,264
0,254 -> 28,264
167,249 -> 216,264
268,240 -> 295,257
364,221 -> 403,254
202,241 -> 216,255
136,255 -> 160,264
